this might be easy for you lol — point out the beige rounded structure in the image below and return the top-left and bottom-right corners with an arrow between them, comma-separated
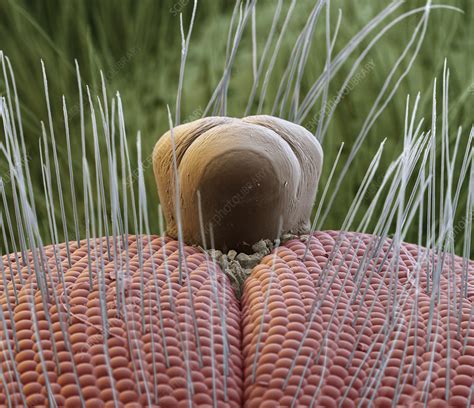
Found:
152,115 -> 323,252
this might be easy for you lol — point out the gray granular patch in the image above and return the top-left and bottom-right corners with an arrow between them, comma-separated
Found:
205,233 -> 307,297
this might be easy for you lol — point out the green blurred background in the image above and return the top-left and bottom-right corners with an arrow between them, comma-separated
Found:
0,0 -> 472,255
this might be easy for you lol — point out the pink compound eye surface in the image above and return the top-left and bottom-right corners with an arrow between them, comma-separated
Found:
241,231 -> 474,408
1,231 -> 473,407
0,236 -> 242,408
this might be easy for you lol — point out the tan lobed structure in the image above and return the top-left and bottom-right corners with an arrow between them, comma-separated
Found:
153,115 -> 323,252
